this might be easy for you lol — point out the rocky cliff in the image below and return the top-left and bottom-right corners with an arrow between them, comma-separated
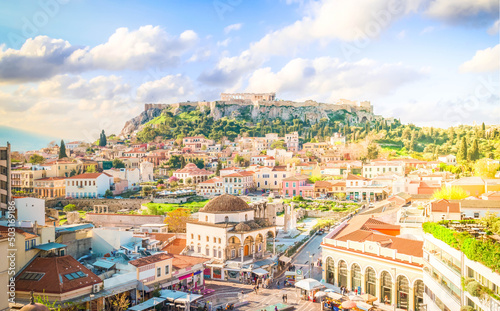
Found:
120,108 -> 161,137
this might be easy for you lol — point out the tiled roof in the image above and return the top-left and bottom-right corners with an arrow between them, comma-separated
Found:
199,177 -> 223,184
0,226 -> 37,239
283,175 -> 310,181
172,254 -> 210,270
314,181 -> 333,187
346,174 -> 370,181
224,171 -> 254,177
129,253 -> 173,267
430,199 -> 460,213
15,255 -> 101,294
66,172 -> 112,180
162,238 -> 186,255
174,163 -> 212,175
35,177 -> 67,181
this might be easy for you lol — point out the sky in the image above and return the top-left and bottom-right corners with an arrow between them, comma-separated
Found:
0,0 -> 499,143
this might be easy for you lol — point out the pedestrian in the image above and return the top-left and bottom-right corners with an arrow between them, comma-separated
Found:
282,294 -> 285,303
355,288 -> 358,295
285,294 -> 288,303
275,306 -> 278,311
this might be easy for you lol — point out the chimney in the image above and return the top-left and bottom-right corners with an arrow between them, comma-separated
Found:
33,221 -> 38,236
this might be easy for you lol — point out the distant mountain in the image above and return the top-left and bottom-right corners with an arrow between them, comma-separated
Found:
0,125 -> 58,152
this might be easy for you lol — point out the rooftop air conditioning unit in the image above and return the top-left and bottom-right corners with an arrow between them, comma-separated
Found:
93,284 -> 100,293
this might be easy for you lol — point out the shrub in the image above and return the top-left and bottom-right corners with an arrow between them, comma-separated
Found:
465,281 -> 482,297
63,204 -> 76,212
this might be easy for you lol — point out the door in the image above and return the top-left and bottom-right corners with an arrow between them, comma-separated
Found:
244,244 -> 249,256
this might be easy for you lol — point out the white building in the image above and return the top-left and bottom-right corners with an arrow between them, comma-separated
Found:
196,177 -> 223,197
363,161 -> 405,179
173,163 -> 212,184
140,161 -> 154,182
104,167 -> 140,188
423,222 -> 500,311
284,132 -> 299,151
437,154 -> 457,166
14,197 -> 45,226
65,172 -> 113,198
186,195 -> 276,269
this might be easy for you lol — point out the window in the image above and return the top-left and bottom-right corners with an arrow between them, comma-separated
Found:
213,237 -> 216,243
474,213 -> 479,218
206,247 -> 210,256
206,236 -> 209,242
205,216 -> 208,222
293,183 -> 296,187
157,267 -> 161,277
198,235 -> 201,240
286,183 -> 289,187
165,265 -> 169,275
20,272 -> 44,281
191,234 -> 194,239
218,238 -> 221,243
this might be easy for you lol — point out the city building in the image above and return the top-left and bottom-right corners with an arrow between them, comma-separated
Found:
282,175 -> 314,198
65,172 -> 113,198
0,144 -> 11,212
253,166 -> 291,193
223,171 -> 254,195
196,177 -> 223,197
173,163 -> 212,185
129,253 -> 173,292
182,136 -> 214,152
34,177 -> 66,198
346,174 -> 390,201
423,222 -> 500,311
11,168 -> 46,193
322,216 -> 424,310
363,161 -> 405,179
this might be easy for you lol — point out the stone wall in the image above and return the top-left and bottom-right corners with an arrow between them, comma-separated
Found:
45,198 -> 148,212
86,213 -> 165,227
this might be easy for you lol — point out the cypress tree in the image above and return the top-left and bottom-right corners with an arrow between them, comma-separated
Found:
468,138 -> 480,161
457,137 -> 468,162
59,140 -> 67,159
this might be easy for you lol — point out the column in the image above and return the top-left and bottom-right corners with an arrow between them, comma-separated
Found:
252,243 -> 255,260
391,278 -> 397,308
408,285 -> 414,311
241,244 -> 244,265
347,269 -> 352,291
273,237 -> 276,255
375,277 -> 381,303
93,206 -> 96,213
361,273 -> 366,295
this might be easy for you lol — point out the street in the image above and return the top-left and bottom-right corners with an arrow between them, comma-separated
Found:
288,233 -> 324,280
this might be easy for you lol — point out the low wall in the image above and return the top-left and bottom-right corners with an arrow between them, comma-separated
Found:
45,198 -> 148,212
86,213 -> 165,227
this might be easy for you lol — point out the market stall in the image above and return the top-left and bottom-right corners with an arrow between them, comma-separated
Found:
294,278 -> 325,301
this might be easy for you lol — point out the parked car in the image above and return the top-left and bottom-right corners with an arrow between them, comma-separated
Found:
317,229 -> 324,235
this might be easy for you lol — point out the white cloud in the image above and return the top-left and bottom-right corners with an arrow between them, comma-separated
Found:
459,44 -> 500,73
425,0 -> 499,23
224,23 -> 242,34
245,57 -> 425,101
200,0 -> 421,87
397,30 -> 406,39
488,19 -> 500,34
136,74 -> 194,102
420,26 -> 435,34
0,26 -> 198,83
187,48 -> 212,63
217,38 -> 231,47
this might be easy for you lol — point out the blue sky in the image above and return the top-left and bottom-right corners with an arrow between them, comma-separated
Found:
0,0 -> 498,142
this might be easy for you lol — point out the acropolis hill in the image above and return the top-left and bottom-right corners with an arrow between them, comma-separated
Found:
122,93 -> 391,136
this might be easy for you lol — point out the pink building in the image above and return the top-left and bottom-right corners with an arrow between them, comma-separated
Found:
282,175 -> 314,198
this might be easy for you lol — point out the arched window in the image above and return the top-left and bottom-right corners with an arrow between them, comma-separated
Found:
338,260 -> 348,287
397,275 -> 409,309
213,247 -> 217,257
205,215 -> 208,222
380,271 -> 392,305
365,267 -> 376,296
351,264 -> 361,291
326,257 -> 335,284
197,244 -> 201,253
414,280 -> 424,311
245,214 -> 248,221
205,246 -> 210,256
218,247 -> 222,258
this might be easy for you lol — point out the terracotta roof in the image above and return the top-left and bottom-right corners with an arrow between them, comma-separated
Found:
431,199 -> 461,213
129,253 -> 173,267
15,255 -> 101,294
283,175 -> 310,181
66,172 -> 112,180
35,177 -> 67,181
224,171 -> 254,177
346,174 -> 370,181
172,254 -> 210,270
272,166 -> 287,171
0,226 -> 37,239
336,230 -> 423,257
199,194 -> 253,213
199,177 -> 223,184
174,163 -> 212,175
314,180 -> 333,187
162,238 -> 187,254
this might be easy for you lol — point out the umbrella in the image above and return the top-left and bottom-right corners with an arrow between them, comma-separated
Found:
294,278 -> 324,291
314,291 -> 327,298
341,300 -> 357,309
360,293 -> 377,303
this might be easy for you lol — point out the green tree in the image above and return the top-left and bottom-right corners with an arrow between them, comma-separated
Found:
166,155 -> 183,169
85,165 -> 96,173
29,154 -> 45,165
432,186 -> 468,200
180,156 -> 186,168
59,140 -> 68,159
271,140 -> 287,149
112,159 -> 125,168
216,161 -> 222,176
474,158 -> 500,178
99,130 -> 107,147
63,204 -> 76,212
456,137 -> 468,162
104,189 -> 113,197
366,143 -> 379,160
186,177 -> 192,185
468,138 -> 479,161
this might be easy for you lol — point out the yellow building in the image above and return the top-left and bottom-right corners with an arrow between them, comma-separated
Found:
129,253 -> 173,298
34,177 -> 66,198
446,177 -> 500,197
11,169 -> 46,193
42,160 -> 82,178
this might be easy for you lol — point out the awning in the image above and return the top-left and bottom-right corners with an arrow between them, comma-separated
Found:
34,242 -> 66,251
128,297 -> 166,310
279,256 -> 291,263
159,290 -> 202,303
138,283 -> 152,293
252,268 -> 269,276
93,260 -> 115,270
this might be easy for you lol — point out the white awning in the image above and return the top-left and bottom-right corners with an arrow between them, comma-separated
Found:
252,268 -> 269,276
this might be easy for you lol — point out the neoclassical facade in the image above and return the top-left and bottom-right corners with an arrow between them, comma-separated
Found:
322,217 -> 424,311
186,194 -> 276,264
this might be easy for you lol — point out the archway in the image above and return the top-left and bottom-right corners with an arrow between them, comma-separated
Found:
228,236 -> 241,259
351,264 -> 361,292
397,275 -> 409,309
414,280 -> 424,311
326,257 -> 335,284
244,244 -> 250,256
338,260 -> 347,287
380,271 -> 392,305
255,234 -> 264,253
365,267 -> 376,296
